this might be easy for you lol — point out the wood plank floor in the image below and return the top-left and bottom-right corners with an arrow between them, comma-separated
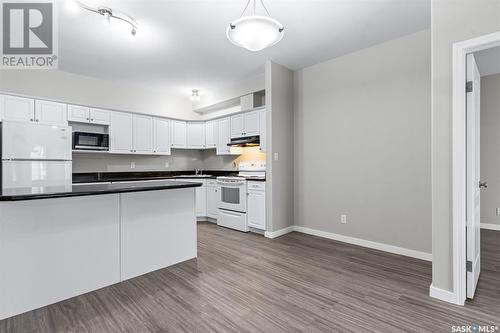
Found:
1,222 -> 499,333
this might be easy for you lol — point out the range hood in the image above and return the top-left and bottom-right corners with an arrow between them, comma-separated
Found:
227,136 -> 260,147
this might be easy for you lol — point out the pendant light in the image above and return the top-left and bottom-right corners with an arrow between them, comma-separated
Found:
226,0 -> 284,52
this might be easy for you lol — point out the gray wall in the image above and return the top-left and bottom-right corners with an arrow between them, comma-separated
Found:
431,0 -> 500,292
294,30 -> 431,253
265,61 -> 295,232
480,74 -> 500,227
0,70 -> 198,120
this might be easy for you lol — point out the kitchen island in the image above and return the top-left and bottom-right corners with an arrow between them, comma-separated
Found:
0,181 -> 201,320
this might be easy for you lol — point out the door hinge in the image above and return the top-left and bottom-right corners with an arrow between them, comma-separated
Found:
466,81 -> 473,93
466,260 -> 473,272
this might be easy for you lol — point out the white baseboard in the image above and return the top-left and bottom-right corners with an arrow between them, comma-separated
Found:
293,226 -> 432,261
265,226 -> 294,239
481,223 -> 500,231
429,284 -> 462,305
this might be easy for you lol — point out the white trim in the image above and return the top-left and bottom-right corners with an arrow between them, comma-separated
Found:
481,223 -> 500,231
264,226 -> 294,239
293,226 -> 432,261
451,30 -> 500,307
429,284 -> 461,305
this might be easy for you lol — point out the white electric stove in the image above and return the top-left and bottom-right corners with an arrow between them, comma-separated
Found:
216,161 -> 266,232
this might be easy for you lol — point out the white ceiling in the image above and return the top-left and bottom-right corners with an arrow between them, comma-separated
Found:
475,46 -> 500,77
58,0 -> 430,98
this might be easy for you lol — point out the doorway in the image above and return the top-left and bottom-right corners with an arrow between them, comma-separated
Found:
452,31 -> 500,305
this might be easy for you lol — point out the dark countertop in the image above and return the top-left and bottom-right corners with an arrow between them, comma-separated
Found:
0,180 -> 201,201
72,171 -> 238,183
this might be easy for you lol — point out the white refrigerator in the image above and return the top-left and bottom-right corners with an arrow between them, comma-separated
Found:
1,121 -> 72,188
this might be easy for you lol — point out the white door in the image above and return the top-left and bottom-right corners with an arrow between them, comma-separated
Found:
206,186 -> 219,219
217,117 -> 232,155
466,53 -> 481,299
1,95 -> 35,123
153,118 -> 171,155
110,112 -> 133,153
205,121 -> 217,148
187,122 -> 206,149
35,100 -> 68,126
89,108 -> 110,125
244,111 -> 260,136
2,122 -> 71,160
230,114 -> 245,138
247,190 -> 266,230
171,120 -> 187,148
133,115 -> 153,154
68,105 -> 90,123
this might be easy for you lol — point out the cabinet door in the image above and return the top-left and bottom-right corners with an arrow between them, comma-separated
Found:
230,114 -> 245,138
244,110 -> 260,136
68,105 -> 90,123
110,112 -> 133,153
171,120 -> 187,148
196,186 -> 207,217
217,117 -> 231,155
206,186 -> 219,219
1,95 -> 35,123
133,115 -> 153,154
90,108 -> 110,125
187,122 -> 206,149
35,100 -> 68,126
248,190 -> 266,230
153,118 -> 171,155
259,109 -> 266,152
205,120 -> 217,148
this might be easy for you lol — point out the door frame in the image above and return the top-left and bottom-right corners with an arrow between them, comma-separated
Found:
451,31 -> 500,305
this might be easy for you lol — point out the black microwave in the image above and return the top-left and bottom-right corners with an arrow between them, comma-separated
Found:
73,132 -> 109,151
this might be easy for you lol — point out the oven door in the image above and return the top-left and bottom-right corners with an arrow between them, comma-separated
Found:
217,179 -> 247,212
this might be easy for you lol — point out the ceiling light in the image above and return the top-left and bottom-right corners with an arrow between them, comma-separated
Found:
190,89 -> 200,102
67,0 -> 138,36
227,0 -> 284,52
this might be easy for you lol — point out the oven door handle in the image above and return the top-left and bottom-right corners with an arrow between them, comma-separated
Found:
217,180 -> 246,186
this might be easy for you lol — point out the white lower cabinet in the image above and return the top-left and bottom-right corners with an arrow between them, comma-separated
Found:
206,180 -> 219,219
247,181 -> 266,230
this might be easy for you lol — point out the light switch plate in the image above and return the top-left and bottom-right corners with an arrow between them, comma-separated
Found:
496,208 -> 500,216
165,162 -> 169,168
131,162 -> 136,169
274,152 -> 279,161
340,214 -> 347,224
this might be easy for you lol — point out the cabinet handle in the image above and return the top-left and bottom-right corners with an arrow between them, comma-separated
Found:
91,118 -> 94,121
30,118 -> 34,122
86,118 -> 89,121
36,119 -> 39,122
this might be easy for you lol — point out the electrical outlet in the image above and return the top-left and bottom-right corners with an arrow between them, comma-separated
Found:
496,208 -> 500,216
340,214 -> 347,224
165,162 -> 169,168
130,162 -> 136,169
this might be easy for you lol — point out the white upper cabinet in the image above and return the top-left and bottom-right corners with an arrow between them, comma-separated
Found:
244,111 -> 260,136
205,120 -> 217,148
68,105 -> 110,125
230,114 -> 245,138
187,122 -> 205,149
171,120 -> 187,148
89,108 -> 110,125
1,95 -> 35,123
35,100 -> 68,126
153,118 -> 171,155
217,117 -> 237,155
68,105 -> 90,123
133,115 -> 153,154
230,111 -> 260,138
259,109 -> 266,152
110,112 -> 133,153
